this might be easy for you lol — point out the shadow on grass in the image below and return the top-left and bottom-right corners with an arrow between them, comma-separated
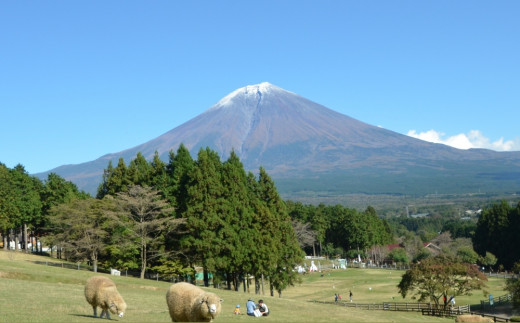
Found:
69,313 -> 122,321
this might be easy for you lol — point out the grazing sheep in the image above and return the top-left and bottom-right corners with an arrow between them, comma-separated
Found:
455,314 -> 493,322
166,282 -> 223,322
84,276 -> 127,320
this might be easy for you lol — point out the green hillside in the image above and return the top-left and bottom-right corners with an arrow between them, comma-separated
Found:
0,251 -> 508,322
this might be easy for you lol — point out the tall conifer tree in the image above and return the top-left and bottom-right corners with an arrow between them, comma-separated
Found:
255,167 -> 303,296
150,151 -> 168,193
220,151 -> 255,290
127,152 -> 151,186
183,148 -> 225,286
167,144 -> 195,216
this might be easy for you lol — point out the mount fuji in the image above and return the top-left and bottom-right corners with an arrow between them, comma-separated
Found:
35,82 -> 520,199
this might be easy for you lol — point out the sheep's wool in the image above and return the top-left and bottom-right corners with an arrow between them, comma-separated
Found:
166,282 -> 223,322
84,276 -> 127,320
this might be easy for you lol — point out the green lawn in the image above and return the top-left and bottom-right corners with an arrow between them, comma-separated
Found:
0,251 -> 507,322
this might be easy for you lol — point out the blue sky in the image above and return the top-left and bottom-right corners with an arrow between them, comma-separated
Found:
2,1 -> 519,174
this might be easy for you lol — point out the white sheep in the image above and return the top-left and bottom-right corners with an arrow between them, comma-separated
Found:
84,276 -> 127,320
166,282 -> 223,322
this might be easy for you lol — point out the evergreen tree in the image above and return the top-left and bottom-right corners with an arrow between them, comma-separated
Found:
9,165 -> 42,252
166,144 -> 195,216
309,204 -> 329,257
0,163 -> 15,248
149,151 -> 168,193
97,158 -> 130,198
42,173 -> 85,214
473,200 -> 520,269
220,151 -> 255,290
256,167 -> 303,297
183,148 -> 226,286
246,171 -> 280,294
127,152 -> 151,187
97,160 -> 114,198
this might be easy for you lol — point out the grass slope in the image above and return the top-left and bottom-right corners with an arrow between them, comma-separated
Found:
0,251 -> 506,322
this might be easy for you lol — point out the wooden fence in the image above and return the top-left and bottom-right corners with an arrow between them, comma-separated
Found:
420,305 -> 471,317
313,297 -> 514,321
311,300 -> 385,310
384,302 -> 471,314
383,302 -> 435,312
480,294 -> 512,310
311,300 -> 471,314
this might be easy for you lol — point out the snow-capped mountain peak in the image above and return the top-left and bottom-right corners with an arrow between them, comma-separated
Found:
209,82 -> 288,111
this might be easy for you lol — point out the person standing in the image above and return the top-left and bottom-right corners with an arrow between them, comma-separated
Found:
349,290 -> 353,302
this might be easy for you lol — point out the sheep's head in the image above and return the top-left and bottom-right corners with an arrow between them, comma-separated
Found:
109,300 -> 127,318
199,294 -> 223,319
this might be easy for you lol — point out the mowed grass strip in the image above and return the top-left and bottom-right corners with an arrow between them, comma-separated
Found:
0,251 -> 504,322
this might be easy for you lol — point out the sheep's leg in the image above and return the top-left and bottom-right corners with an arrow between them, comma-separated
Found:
100,309 -> 111,320
92,306 -> 98,317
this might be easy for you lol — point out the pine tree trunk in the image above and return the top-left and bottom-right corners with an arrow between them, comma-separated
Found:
23,223 -> 28,253
226,272 -> 232,290
92,251 -> 98,272
140,241 -> 146,279
15,228 -> 20,251
203,267 -> 209,287
261,274 -> 265,295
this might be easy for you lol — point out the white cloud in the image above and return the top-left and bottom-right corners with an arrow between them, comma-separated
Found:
407,129 -> 520,152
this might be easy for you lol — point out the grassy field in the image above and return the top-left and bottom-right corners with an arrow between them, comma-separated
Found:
0,251 -> 508,323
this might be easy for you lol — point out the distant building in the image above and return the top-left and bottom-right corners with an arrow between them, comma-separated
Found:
410,213 -> 429,218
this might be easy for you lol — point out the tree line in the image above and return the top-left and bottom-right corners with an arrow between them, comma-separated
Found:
2,145 -> 519,297
0,163 -> 89,252
286,202 -> 394,260
473,200 -> 520,270
9,145 -> 303,297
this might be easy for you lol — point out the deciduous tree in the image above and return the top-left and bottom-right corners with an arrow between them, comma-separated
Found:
114,185 -> 175,279
398,254 -> 487,308
44,198 -> 112,271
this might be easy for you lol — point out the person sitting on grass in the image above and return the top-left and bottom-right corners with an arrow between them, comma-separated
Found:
258,299 -> 269,316
246,299 -> 256,316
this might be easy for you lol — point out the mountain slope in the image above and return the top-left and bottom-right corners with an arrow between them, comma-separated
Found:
36,82 -> 520,197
